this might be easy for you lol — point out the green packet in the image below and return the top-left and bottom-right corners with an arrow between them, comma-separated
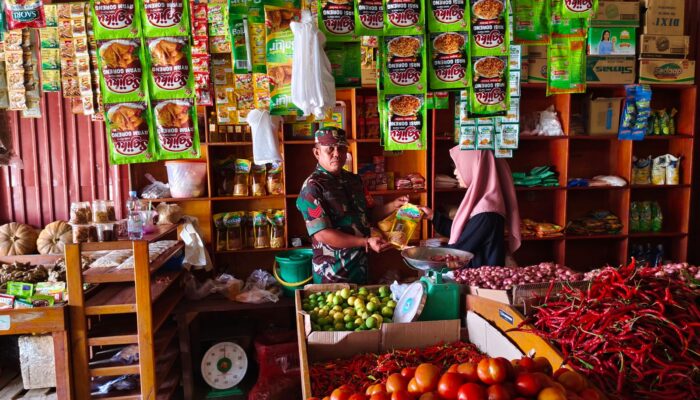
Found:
92,0 -> 141,40
153,98 -> 201,160
426,91 -> 450,109
383,93 -> 427,151
470,0 -> 509,56
7,281 -> 34,298
546,37 -> 586,95
382,35 -> 427,94
559,0 -> 597,19
384,0 -> 424,35
97,38 -> 147,103
145,36 -> 195,100
318,0 -> 357,41
230,16 -> 250,74
469,55 -> 509,116
141,0 -> 190,37
356,0 -> 383,36
512,0 -> 550,44
429,31 -> 469,90
427,0 -> 468,32
266,6 -> 301,115
326,41 -> 362,87
105,101 -> 157,164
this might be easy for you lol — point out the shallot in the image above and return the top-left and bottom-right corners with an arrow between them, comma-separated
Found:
453,262 -> 582,290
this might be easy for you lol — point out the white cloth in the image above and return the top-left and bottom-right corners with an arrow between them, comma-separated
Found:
246,109 -> 283,165
291,10 -> 336,119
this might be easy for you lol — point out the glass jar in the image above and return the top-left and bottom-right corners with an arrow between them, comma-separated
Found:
92,200 -> 110,223
70,202 -> 92,224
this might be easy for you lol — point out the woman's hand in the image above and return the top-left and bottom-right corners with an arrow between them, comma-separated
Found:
418,206 -> 434,221
391,195 -> 409,211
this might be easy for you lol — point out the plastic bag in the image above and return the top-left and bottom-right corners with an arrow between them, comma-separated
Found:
183,272 -> 243,300
180,216 -> 213,271
666,154 -> 680,185
91,375 -> 139,395
651,155 -> 666,185
632,156 -> 651,185
235,269 -> 280,304
140,174 -> 171,199
390,280 -> 409,302
533,106 -> 563,136
156,203 -> 183,225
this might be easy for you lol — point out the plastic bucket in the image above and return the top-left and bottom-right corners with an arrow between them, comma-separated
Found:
165,160 -> 207,198
273,249 -> 313,297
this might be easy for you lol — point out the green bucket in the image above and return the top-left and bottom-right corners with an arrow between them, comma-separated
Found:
274,249 -> 313,297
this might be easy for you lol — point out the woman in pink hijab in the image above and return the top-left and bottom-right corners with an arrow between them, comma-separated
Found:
420,148 -> 521,267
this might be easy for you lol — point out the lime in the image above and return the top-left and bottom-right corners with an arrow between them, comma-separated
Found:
344,314 -> 353,322
370,297 -> 381,305
366,302 -> 378,313
358,287 -> 369,296
345,322 -> 355,330
347,296 -> 356,306
340,288 -> 350,299
332,296 -> 342,306
334,321 -> 345,330
354,298 -> 365,309
323,325 -> 334,331
354,317 -> 364,326
372,314 -> 383,324
318,309 -> 328,317
378,286 -> 390,297
382,306 -> 394,318
326,294 -> 334,303
346,309 -> 356,317
355,327 -> 363,332
365,316 -> 377,329
387,300 -> 397,308
334,312 -> 344,321
385,318 -> 393,323
332,305 -> 342,312
359,311 -> 369,319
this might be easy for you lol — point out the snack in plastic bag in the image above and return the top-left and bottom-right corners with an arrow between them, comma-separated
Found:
141,0 -> 189,37
388,203 -> 422,248
267,162 -> 284,195
470,0 -> 508,56
253,211 -> 270,248
245,212 -> 256,248
269,209 -> 285,248
156,202 -> 182,225
427,0 -> 467,32
651,155 -> 666,185
234,159 -> 252,196
629,202 -> 640,232
383,35 -> 426,94
631,156 -> 651,185
213,213 -> 226,251
140,173 -> 172,199
469,55 -> 509,116
224,211 -> 244,251
666,154 -> 680,185
235,269 -> 280,304
251,163 -> 267,197
5,0 -> 46,30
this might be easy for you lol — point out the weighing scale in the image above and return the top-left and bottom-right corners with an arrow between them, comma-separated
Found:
201,342 -> 248,398
395,247 -> 473,322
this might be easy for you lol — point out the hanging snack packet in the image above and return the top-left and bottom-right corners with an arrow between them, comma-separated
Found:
651,155 -> 666,185
512,0 -> 549,44
269,209 -> 285,248
559,0 -> 597,20
251,163 -> 267,196
213,213 -> 227,251
146,36 -> 194,100
252,72 -> 270,110
318,0 -> 356,41
153,98 -> 201,160
92,0 -> 140,39
383,0 -> 424,35
476,119 -> 495,149
267,162 -> 284,194
632,85 -> 652,138
141,0 -> 189,37
234,158 -> 252,196
97,39 -> 146,103
546,38 -> 585,95
427,0 -> 467,32
666,154 -> 680,185
469,55 -> 508,116
388,203 -> 422,248
326,41 -> 362,87
459,125 -> 477,150
470,0 -> 508,55
429,32 -> 469,90
224,211 -> 244,250
265,6 -> 301,115
4,0 -> 46,30
383,35 -> 426,94
356,0 -> 383,36
384,93 -> 427,150
104,102 -> 156,164
253,211 -> 270,248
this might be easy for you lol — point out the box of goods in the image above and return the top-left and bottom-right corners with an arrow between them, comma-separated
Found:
528,58 -> 547,83
643,0 -> 684,35
587,27 -> 636,56
586,56 -> 636,84
639,59 -> 695,85
640,34 -> 689,59
587,97 -> 624,135
527,45 -> 547,59
593,1 -> 640,27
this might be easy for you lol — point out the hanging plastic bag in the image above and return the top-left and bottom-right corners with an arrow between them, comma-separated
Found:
140,173 -> 171,199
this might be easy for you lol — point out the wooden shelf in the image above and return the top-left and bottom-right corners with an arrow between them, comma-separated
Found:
369,189 -> 426,196
630,184 -> 691,189
519,135 -> 567,140
206,141 -> 252,146
84,271 -> 182,316
92,391 -> 141,400
142,197 -> 208,202
565,234 -> 626,240
566,186 -> 627,191
152,286 -> 184,334
87,327 -> 138,347
89,364 -> 140,378
286,193 -> 299,198
175,294 -> 295,314
210,195 -> 286,201
515,186 -> 564,191
569,134 -> 618,140
640,135 -> 694,140
0,306 -> 67,335
628,231 -> 687,238
522,236 -> 565,241
83,242 -> 184,284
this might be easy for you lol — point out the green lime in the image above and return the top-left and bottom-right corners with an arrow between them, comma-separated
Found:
355,327 -> 363,332
318,309 -> 328,317
354,298 -> 365,309
385,318 -> 393,323
382,307 -> 394,318
372,314 -> 383,324
332,305 -> 342,312
344,314 -> 353,322
378,286 -> 390,297
354,317 -> 364,326
340,288 -> 350,299
317,317 -> 329,326
359,287 -> 369,296
324,325 -> 333,331
345,322 -> 355,330
366,302 -> 378,313
346,309 -> 356,317
347,296 -> 356,306
387,300 -> 396,308
334,312 -> 344,321
334,321 -> 345,330
332,296 -> 342,306
365,316 -> 377,329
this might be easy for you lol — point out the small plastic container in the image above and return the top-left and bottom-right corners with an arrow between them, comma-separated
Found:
92,200 -> 111,223
70,202 -> 92,224
95,223 -> 116,242
72,224 -> 98,243
106,200 -> 116,221
165,160 -> 207,198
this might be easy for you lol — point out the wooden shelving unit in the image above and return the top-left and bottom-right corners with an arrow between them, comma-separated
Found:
66,225 -> 185,399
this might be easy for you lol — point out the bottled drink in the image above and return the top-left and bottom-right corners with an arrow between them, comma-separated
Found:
126,191 -> 144,240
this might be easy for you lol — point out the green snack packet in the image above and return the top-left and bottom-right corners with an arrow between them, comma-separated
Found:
231,16 -> 250,74
318,0 -> 357,41
429,91 -> 450,109
105,101 -> 156,164
470,0 -> 509,55
356,0 -> 383,36
141,0 -> 189,37
29,295 -> 55,307
92,0 -> 140,40
326,41 -> 362,87
429,31 -> 469,90
383,0 -> 424,35
459,124 -> 476,149
469,55 -> 509,116
559,0 -> 597,20
427,0 -> 468,32
265,6 -> 301,115
512,0 -> 550,44
651,201 -> 663,232
546,37 -> 585,95
97,39 -> 147,103
229,0 -> 248,16
384,93 -> 427,150
146,36 -> 195,100
153,98 -> 200,160
7,281 -> 34,298
383,35 -> 427,94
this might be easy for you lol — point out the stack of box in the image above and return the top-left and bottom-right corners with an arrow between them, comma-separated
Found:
586,1 -> 639,84
527,45 -> 547,84
639,0 -> 694,85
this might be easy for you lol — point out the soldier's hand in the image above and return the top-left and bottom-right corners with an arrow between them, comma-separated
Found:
367,237 -> 391,253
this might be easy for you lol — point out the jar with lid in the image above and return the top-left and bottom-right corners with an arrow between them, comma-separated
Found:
92,200 -> 111,223
106,200 -> 116,221
70,202 -> 92,224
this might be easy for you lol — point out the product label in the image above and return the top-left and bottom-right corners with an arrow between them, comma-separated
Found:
107,103 -> 151,156
431,32 -> 467,83
94,0 -> 135,30
144,0 -> 183,28
321,0 -> 354,35
99,39 -> 143,96
358,0 -> 383,30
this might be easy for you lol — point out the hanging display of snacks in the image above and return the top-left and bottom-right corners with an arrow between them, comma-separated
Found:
429,31 -> 469,90
383,93 -> 426,150
96,39 -> 146,103
470,0 -> 508,55
265,5 -> 300,115
86,4 -> 104,120
40,4 -> 60,92
73,8 -> 95,115
559,0 -> 597,20
152,98 -> 200,159
212,56 -> 235,124
104,101 -> 155,164
141,0 -> 188,37
192,3 -> 212,106
207,1 -> 231,54
326,41 -> 362,88
427,0 -> 468,32
5,30 -> 26,110
512,0 -> 550,44
382,35 -> 426,94
146,36 -> 194,100
22,29 -> 41,118
356,0 -> 383,36
235,72 -> 254,119
318,0 -> 356,41
469,54 -> 508,116
546,37 -> 585,95
383,0 -> 423,35
4,0 -> 46,30
58,4 -> 79,99
92,0 -> 140,40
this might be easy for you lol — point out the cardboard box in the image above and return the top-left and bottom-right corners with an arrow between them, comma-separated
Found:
643,0 -> 684,35
586,56 -> 636,84
588,27 -> 636,56
469,281 -> 590,308
527,45 -> 547,59
587,97 -> 624,135
640,34 -> 689,59
639,59 -> 695,84
593,1 -> 640,27
527,58 -> 547,83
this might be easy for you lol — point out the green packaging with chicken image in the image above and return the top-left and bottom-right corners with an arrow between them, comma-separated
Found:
141,0 -> 190,37
145,36 -> 195,100
383,93 -> 427,151
152,98 -> 201,160
427,0 -> 468,32
92,0 -> 141,40
104,101 -> 156,164
97,38 -> 147,103
382,35 -> 427,94
429,31 -> 469,90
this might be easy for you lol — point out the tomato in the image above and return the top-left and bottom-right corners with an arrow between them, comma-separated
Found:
349,395 -> 369,400
401,367 -> 417,380
437,372 -> 464,399
448,364 -> 460,373
457,383 -> 488,400
331,386 -> 355,400
514,373 -> 541,396
486,384 -> 511,400
418,393 -> 437,400
407,378 -> 422,395
367,385 -> 386,395
579,388 -> 600,400
415,363 -> 440,392
386,373 -> 408,393
532,357 -> 553,376
477,358 -> 509,385
531,372 -> 555,388
391,390 -> 414,400
323,397 -> 330,400
537,387 -> 566,400
369,393 -> 391,400
457,362 -> 480,383
556,370 -> 586,392
566,391 -> 583,400
552,368 -> 568,380
513,357 -> 535,372
308,398 -> 321,400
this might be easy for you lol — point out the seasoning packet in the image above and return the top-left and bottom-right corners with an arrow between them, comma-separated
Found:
266,6 -> 300,115
429,32 -> 468,90
92,0 -> 140,39
224,211 -> 244,251
326,41 -> 362,87
512,0 -> 549,44
383,0 -> 424,35
4,0 -> 46,30
383,35 -> 426,94
153,98 -> 200,160
105,102 -> 156,164
141,0 -> 189,37
235,72 -> 254,110
318,0 -> 356,41
248,15 -> 267,74
651,155 -> 666,185
146,36 -> 194,100
476,120 -> 495,149
268,209 -> 285,248
546,37 -> 585,95
253,211 -> 270,248
356,0 -> 383,36
383,93 -> 427,150
559,0 -> 597,20
666,154 -> 680,185
470,0 -> 508,55
97,39 -> 146,103
498,122 -> 518,149
252,72 -> 270,110
631,156 -> 651,185
234,158 -> 252,196
388,203 -> 422,248
459,124 -> 476,149
427,0 -> 467,32
469,55 -> 508,116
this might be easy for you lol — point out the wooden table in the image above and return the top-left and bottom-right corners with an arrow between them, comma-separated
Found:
0,306 -> 73,400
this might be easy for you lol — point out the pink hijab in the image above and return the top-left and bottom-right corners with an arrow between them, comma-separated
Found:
449,147 -> 521,254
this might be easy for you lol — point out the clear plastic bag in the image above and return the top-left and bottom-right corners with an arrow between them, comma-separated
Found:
235,269 -> 280,304
140,174 -> 171,199
156,203 -> 183,225
91,375 -> 139,395
534,106 -> 564,136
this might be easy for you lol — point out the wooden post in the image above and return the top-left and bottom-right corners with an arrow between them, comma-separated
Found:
65,243 -> 90,400
133,240 -> 157,399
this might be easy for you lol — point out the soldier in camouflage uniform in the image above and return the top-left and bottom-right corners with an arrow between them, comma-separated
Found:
296,127 -> 408,283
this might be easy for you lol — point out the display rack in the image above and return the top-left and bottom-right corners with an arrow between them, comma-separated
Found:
65,225 -> 185,399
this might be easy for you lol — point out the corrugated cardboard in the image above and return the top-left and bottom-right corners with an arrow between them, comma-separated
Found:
586,56 -> 636,84
593,1 -> 640,27
528,58 -> 547,83
465,311 -> 523,360
640,34 -> 689,59
382,320 -> 460,352
639,59 -> 695,84
587,97 -> 624,135
643,0 -> 684,35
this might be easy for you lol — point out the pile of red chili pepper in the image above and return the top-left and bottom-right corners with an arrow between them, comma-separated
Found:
309,341 -> 485,396
522,259 -> 700,400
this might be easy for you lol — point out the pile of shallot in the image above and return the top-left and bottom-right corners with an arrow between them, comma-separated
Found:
453,262 -> 583,290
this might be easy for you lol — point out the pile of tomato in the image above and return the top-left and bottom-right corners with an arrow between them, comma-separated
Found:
309,356 -> 603,400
